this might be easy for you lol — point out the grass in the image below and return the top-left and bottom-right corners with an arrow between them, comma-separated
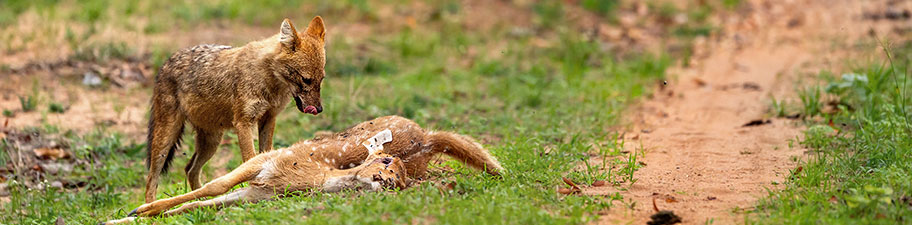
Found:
18,95 -> 36,112
48,102 -> 66,113
0,1 -> 674,224
751,41 -> 912,224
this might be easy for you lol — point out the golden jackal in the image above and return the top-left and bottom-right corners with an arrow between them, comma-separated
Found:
103,116 -> 503,224
144,16 -> 328,203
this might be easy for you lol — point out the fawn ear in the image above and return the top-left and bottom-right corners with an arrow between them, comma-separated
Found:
279,18 -> 300,51
304,16 -> 325,42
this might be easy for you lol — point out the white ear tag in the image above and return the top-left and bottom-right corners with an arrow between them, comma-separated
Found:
362,129 -> 393,154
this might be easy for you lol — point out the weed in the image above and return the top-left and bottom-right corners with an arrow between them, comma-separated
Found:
48,102 -> 66,113
798,85 -> 822,118
73,41 -> 134,62
533,1 -> 563,29
580,0 -> 618,18
770,95 -> 788,117
19,96 -> 36,112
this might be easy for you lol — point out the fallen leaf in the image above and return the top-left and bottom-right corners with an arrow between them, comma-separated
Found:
664,196 -> 678,203
591,180 -> 607,187
34,148 -> 69,160
829,196 -> 839,204
562,177 -> 579,189
558,188 -> 580,195
693,78 -> 707,87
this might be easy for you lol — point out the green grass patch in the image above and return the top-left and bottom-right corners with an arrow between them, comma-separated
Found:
752,41 -> 912,224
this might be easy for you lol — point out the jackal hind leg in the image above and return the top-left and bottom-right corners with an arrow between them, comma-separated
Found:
145,111 -> 186,203
185,128 -> 224,190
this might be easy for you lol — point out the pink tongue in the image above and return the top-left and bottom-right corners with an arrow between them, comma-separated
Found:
304,105 -> 318,115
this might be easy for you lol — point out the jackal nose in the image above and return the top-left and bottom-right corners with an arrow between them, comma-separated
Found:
316,106 -> 323,113
381,157 -> 392,165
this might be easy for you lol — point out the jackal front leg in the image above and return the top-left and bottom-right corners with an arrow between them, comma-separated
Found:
235,121 -> 257,161
257,112 -> 278,153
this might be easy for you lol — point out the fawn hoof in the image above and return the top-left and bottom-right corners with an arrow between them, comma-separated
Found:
127,208 -> 138,216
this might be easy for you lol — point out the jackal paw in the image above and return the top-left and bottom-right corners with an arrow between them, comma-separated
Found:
129,202 -> 166,217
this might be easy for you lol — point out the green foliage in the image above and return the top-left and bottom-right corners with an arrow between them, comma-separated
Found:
580,0 -> 618,17
0,0 -> 59,27
721,0 -> 743,9
533,1 -> 563,28
70,0 -> 107,24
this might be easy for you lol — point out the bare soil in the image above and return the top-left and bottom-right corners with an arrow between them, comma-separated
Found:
590,0 -> 912,224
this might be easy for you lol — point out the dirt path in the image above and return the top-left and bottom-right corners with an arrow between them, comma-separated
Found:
591,0 -> 911,224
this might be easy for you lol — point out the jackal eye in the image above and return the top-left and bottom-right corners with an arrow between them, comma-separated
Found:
302,77 -> 313,85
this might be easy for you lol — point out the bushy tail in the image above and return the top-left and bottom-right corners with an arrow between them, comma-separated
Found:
146,106 -> 184,175
426,132 -> 504,175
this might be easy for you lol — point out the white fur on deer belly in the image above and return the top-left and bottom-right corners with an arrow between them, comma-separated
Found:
255,160 -> 276,180
321,175 -> 380,192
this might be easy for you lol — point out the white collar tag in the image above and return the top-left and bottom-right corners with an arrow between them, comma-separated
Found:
362,129 -> 393,155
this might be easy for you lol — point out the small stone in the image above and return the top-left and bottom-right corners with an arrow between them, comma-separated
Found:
82,72 -> 102,86
50,181 -> 63,189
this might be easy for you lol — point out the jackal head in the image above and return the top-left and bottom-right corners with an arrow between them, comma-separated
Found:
275,17 -> 326,115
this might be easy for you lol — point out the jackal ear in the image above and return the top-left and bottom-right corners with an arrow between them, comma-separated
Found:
304,16 -> 326,43
279,18 -> 300,51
